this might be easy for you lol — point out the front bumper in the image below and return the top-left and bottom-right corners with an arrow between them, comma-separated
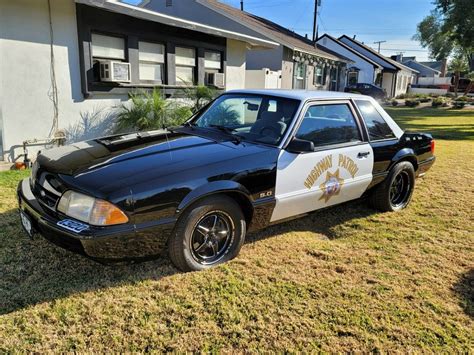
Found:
17,178 -> 175,262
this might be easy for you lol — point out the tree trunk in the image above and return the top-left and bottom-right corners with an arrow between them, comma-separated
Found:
464,81 -> 473,96
454,72 -> 460,97
469,53 -> 474,72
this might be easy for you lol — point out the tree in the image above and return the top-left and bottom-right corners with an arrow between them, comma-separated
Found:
449,52 -> 469,96
415,0 -> 474,71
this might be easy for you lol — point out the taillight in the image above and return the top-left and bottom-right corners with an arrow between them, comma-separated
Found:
430,140 -> 435,154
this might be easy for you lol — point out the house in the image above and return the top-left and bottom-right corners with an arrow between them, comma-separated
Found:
0,0 -> 278,162
194,0 -> 353,91
338,35 -> 418,98
399,56 -> 441,82
420,60 -> 448,77
317,34 -> 383,87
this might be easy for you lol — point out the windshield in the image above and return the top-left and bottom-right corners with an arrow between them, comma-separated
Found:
192,94 -> 301,145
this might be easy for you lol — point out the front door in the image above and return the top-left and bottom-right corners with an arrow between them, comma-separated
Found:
271,101 -> 373,222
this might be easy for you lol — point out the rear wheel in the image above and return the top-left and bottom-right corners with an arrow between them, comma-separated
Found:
169,195 -> 246,272
369,161 -> 415,212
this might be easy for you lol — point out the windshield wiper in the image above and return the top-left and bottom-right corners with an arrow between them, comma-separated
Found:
183,122 -> 197,129
209,125 -> 242,144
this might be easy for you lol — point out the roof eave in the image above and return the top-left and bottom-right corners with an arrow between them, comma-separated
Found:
75,0 -> 279,49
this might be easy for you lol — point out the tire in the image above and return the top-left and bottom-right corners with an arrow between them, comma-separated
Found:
168,195 -> 246,272
369,161 -> 415,212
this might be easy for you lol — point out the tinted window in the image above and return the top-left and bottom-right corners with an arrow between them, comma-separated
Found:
296,104 -> 361,147
355,100 -> 395,140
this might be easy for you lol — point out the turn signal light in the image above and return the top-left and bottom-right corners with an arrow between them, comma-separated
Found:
90,200 -> 129,226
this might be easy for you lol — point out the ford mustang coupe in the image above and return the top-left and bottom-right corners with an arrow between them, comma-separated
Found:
18,90 -> 435,271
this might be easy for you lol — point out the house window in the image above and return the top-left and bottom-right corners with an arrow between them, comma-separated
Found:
204,51 -> 222,85
314,66 -> 326,86
330,67 -> 338,91
91,33 -> 125,60
139,41 -> 165,83
293,63 -> 307,89
347,71 -> 358,85
175,47 -> 196,85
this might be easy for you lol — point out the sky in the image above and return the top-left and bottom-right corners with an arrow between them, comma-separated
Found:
221,0 -> 435,61
122,0 -> 436,62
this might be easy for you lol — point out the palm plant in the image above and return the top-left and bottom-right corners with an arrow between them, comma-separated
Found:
115,89 -> 193,132
449,53 -> 469,97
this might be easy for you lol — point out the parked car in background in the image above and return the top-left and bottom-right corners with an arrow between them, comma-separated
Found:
18,90 -> 435,271
345,83 -> 386,99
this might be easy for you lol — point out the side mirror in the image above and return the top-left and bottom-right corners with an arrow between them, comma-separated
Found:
286,138 -> 314,154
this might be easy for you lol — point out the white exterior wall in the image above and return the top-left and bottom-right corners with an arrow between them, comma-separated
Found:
225,39 -> 247,91
0,0 -> 126,161
0,1 -> 250,161
245,69 -> 281,89
317,37 -> 376,84
393,70 -> 414,97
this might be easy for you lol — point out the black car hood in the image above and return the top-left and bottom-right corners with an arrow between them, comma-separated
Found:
37,130 -> 234,176
36,129 -> 277,195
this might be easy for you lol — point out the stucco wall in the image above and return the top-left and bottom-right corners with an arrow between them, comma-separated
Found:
0,0 -> 126,162
225,39 -> 247,91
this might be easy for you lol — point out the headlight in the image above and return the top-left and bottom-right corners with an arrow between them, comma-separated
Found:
57,191 -> 129,226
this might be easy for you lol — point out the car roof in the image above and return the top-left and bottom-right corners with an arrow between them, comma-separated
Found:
225,89 -> 368,101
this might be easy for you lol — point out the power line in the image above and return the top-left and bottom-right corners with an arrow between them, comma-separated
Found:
373,40 -> 386,53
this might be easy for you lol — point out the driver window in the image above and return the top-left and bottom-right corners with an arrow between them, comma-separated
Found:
297,104 -> 361,147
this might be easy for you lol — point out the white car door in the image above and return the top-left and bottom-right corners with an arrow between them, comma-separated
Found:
271,100 -> 374,222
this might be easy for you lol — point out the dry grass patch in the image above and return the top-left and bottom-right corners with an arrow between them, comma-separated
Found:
0,107 -> 473,352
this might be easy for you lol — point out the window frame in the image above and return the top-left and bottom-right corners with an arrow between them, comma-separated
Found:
204,50 -> 223,85
352,98 -> 397,142
175,45 -> 197,86
347,71 -> 359,85
285,99 -> 367,152
138,40 -> 166,85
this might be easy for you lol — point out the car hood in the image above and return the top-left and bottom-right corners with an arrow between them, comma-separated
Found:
36,129 -> 277,195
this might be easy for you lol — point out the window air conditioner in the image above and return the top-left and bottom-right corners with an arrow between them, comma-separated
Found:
99,60 -> 131,83
208,73 -> 225,88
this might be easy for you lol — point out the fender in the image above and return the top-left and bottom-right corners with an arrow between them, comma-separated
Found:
176,180 -> 253,214
389,148 -> 418,171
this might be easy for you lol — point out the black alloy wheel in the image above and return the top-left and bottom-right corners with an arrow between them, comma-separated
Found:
190,211 -> 234,265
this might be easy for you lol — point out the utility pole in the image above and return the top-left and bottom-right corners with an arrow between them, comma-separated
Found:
312,0 -> 321,42
373,40 -> 386,53
240,0 -> 244,11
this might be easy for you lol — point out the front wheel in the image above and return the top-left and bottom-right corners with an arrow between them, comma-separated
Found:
168,195 -> 246,272
369,161 -> 415,212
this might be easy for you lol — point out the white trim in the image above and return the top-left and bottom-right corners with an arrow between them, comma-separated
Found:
75,0 -> 279,48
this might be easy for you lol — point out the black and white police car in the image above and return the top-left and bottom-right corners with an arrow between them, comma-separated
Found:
18,90 -> 435,271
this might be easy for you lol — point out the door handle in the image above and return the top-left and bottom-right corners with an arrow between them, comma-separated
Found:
357,151 -> 371,158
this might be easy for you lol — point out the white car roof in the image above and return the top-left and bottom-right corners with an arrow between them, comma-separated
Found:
224,89 -> 404,139
225,89 -> 367,101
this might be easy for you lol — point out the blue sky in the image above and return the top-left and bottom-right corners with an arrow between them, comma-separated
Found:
222,0 -> 434,61
122,0 -> 435,61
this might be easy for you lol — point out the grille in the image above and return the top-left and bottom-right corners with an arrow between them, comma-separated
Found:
32,172 -> 62,212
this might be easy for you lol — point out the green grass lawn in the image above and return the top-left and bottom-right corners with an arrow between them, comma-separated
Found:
1,107 -> 473,352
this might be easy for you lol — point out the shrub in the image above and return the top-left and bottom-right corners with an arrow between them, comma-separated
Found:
116,89 -> 193,132
432,98 -> 444,107
452,101 -> 466,109
391,100 -> 399,106
419,97 -> 431,103
405,99 -> 420,107
457,96 -> 469,101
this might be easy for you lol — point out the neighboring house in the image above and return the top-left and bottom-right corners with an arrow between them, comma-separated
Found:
317,34 -> 383,87
195,1 -> 353,91
389,55 -> 441,85
420,60 -> 448,77
0,0 -> 278,162
338,35 -> 418,98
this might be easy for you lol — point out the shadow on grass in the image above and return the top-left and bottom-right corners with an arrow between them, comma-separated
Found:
453,269 -> 474,318
385,106 -> 474,141
0,200 -> 375,315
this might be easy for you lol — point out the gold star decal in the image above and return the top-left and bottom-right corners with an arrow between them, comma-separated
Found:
318,169 -> 345,203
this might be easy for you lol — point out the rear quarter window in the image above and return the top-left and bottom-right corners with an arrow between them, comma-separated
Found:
355,100 -> 396,140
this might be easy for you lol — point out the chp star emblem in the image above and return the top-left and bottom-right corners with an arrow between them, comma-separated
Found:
318,169 -> 345,203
